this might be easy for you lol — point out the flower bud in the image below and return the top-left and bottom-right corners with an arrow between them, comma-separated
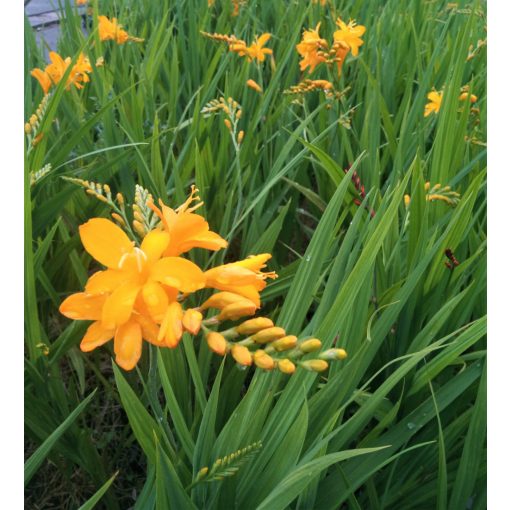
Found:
253,350 -> 275,370
224,119 -> 232,131
231,344 -> 252,366
182,309 -> 203,335
236,317 -> 274,335
277,359 -> 296,374
459,92 -> 477,103
207,332 -> 228,356
251,327 -> 286,344
218,300 -> 257,321
300,359 -> 329,372
271,335 -> 297,352
319,348 -> 348,361
111,212 -> 126,226
246,79 -> 263,93
237,130 -> 245,144
299,338 -> 322,353
24,123 -> 32,134
404,194 -> 411,207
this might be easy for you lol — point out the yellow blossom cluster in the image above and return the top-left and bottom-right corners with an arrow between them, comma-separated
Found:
200,31 -> 273,63
31,52 -> 93,95
59,185 -> 347,373
296,18 -> 366,76
424,86 -> 478,117
30,15 -> 142,94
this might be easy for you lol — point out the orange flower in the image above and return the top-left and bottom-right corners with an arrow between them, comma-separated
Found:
149,186 -> 228,256
31,51 -> 92,93
296,23 -> 327,73
424,90 -> 443,117
98,15 -> 143,44
204,254 -> 277,307
333,18 -> 366,57
60,219 -> 205,369
231,33 -> 273,62
30,68 -> 52,95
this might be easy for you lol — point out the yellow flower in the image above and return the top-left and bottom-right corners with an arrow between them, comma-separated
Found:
270,335 -> 298,352
31,52 -> 93,93
296,23 -> 327,73
424,90 -> 443,117
253,350 -> 275,370
204,254 -> 277,307
246,79 -> 263,93
251,326 -> 286,344
236,317 -> 274,335
30,68 -> 52,95
182,309 -> 203,335
277,359 -> 296,374
149,186 -> 227,256
60,219 -> 206,370
98,15 -> 143,44
200,291 -> 257,321
299,338 -> 322,353
333,18 -> 366,57
231,33 -> 273,62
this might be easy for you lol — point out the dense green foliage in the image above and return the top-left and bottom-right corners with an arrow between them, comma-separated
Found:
25,0 -> 486,508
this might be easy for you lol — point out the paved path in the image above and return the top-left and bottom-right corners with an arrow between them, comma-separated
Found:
25,0 -> 85,53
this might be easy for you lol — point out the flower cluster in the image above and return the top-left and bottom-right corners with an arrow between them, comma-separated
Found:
31,52 -> 92,95
201,97 -> 245,146
98,15 -> 143,44
24,93 -> 50,150
60,185 -> 348,373
296,18 -> 366,76
424,86 -> 478,117
404,182 -> 461,208
200,31 -> 273,63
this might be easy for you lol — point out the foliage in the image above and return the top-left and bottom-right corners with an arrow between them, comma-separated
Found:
24,0 -> 486,508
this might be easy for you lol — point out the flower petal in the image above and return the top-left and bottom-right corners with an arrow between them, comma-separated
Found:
158,302 -> 183,348
141,230 -> 170,263
59,292 -> 107,320
85,269 -> 129,294
150,257 -> 205,292
102,281 -> 141,329
80,321 -> 114,352
79,218 -> 133,269
142,281 -> 169,322
114,320 -> 142,370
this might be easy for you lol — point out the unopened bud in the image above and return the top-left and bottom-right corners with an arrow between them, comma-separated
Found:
424,182 -> 431,192
24,123 -> 32,134
277,359 -> 296,374
251,327 -> 286,344
404,194 -> 411,207
253,350 -> 275,370
235,109 -> 242,120
271,335 -> 297,352
224,119 -> 232,131
133,220 -> 146,236
319,348 -> 348,361
111,212 -> 126,226
29,114 -> 38,126
236,317 -> 274,335
299,338 -> 322,353
183,309 -> 203,335
116,192 -> 124,205
218,300 -> 257,321
196,466 -> 209,481
207,332 -> 228,356
237,130 -> 244,144
300,359 -> 329,372
246,79 -> 263,93
231,344 -> 252,366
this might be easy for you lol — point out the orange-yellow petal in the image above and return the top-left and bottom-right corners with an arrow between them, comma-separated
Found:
158,302 -> 184,348
59,292 -> 107,320
150,257 -> 205,292
142,281 -> 169,322
79,218 -> 133,269
140,230 -> 170,263
80,321 -> 114,352
114,320 -> 142,370
85,269 -> 129,294
134,312 -> 160,345
102,281 -> 141,329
